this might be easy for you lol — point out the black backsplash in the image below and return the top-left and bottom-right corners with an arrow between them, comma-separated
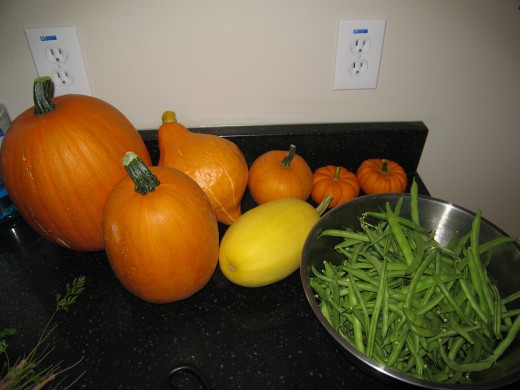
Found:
140,121 -> 428,172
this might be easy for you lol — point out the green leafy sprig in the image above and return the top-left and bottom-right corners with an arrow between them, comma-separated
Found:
0,276 -> 86,390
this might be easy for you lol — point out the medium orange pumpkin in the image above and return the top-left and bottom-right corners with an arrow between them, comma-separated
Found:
356,158 -> 408,194
311,165 -> 360,208
158,111 -> 248,225
102,152 -> 219,304
0,77 -> 152,251
247,144 -> 313,205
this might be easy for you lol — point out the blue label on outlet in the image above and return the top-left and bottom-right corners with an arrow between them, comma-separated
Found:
40,35 -> 57,41
353,29 -> 368,34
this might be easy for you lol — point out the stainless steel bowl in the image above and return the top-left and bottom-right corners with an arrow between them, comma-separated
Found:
301,193 -> 520,389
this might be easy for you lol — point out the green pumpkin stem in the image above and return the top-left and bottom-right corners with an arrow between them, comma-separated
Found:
333,166 -> 341,180
280,144 -> 297,167
123,152 -> 160,195
316,194 -> 333,216
33,76 -> 56,115
381,159 -> 388,173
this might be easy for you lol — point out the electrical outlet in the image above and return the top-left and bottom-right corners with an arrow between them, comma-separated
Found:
333,19 -> 386,90
24,26 -> 92,96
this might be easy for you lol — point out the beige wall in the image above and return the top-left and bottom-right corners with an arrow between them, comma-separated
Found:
1,0 -> 519,236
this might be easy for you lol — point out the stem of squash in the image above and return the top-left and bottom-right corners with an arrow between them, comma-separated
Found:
122,152 -> 160,195
33,76 -> 56,115
316,194 -> 333,216
162,110 -> 177,124
280,144 -> 297,167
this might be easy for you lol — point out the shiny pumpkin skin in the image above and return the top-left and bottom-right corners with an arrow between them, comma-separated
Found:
102,165 -> 219,304
247,145 -> 313,205
158,112 -> 248,226
0,93 -> 152,251
356,158 -> 407,194
311,165 -> 360,208
219,198 -> 320,287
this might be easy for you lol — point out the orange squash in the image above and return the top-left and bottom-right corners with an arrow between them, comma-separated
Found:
158,111 -> 248,225
247,144 -> 313,205
356,158 -> 407,194
102,152 -> 219,304
311,165 -> 360,208
0,77 -> 151,251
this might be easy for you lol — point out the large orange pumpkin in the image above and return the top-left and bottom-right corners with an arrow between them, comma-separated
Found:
158,111 -> 248,225
102,152 -> 219,303
247,144 -> 313,205
0,77 -> 151,251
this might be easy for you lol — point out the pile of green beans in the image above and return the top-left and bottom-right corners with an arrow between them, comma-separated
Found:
309,180 -> 520,384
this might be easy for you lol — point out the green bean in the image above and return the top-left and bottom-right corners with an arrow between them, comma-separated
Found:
407,273 -> 463,295
433,273 -> 473,327
452,231 -> 470,257
479,236 -> 519,255
447,230 -> 461,252
406,333 -> 424,376
404,232 -> 428,275
335,238 -> 365,249
319,229 -> 370,242
461,248 -> 490,315
502,290 -> 520,305
405,248 -> 436,309
458,278 -> 488,324
364,212 -> 430,234
386,325 -> 409,367
342,266 -> 379,287
448,312 -> 475,344
468,209 -> 495,316
366,258 -> 387,359
347,276 -> 365,353
381,286 -> 390,340
350,240 -> 366,264
410,178 -> 420,226
385,202 -> 415,266
393,195 -> 405,216
489,283 -> 503,340
349,274 -> 370,329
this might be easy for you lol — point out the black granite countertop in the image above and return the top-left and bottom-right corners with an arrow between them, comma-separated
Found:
1,121 -> 481,390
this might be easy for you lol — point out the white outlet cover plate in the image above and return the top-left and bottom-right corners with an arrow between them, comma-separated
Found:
333,19 -> 386,90
24,26 -> 92,96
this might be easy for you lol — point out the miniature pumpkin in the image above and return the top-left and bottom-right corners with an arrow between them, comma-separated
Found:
311,165 -> 360,208
0,77 -> 152,251
356,158 -> 407,194
102,152 -> 219,304
158,111 -> 248,225
247,144 -> 313,205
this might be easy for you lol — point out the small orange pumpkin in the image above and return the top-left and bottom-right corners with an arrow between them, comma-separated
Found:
311,165 -> 360,208
356,158 -> 407,194
247,144 -> 313,205
0,77 -> 152,251
102,152 -> 219,304
158,111 -> 248,225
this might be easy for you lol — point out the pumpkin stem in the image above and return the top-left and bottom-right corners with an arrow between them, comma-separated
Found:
162,111 -> 177,124
333,166 -> 341,181
33,76 -> 56,115
123,151 -> 160,195
280,144 -> 297,167
315,194 -> 333,216
381,159 -> 388,174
